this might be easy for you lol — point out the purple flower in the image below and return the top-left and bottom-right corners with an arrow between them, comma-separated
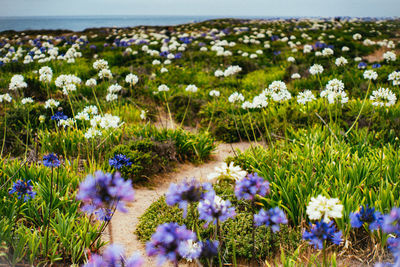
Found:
166,178 -> 212,217
146,223 -> 196,266
83,244 -> 143,267
9,180 -> 36,202
178,239 -> 202,262
350,205 -> 383,231
254,207 -> 288,233
76,171 -> 135,216
199,240 -> 219,259
235,173 -> 269,201
95,208 -> 113,221
198,191 -> 236,226
382,207 -> 400,235
109,154 -> 132,170
43,153 -> 61,167
302,220 -> 342,250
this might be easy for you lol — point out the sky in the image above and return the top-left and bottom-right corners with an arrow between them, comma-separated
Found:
1,0 -> 400,17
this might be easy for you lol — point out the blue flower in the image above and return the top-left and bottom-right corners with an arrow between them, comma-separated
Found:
166,178 -> 212,218
76,171 -> 135,216
43,153 -> 61,167
198,190 -> 236,226
254,207 -> 288,233
372,63 -> 381,68
83,244 -> 143,267
302,220 -> 342,250
350,205 -> 383,230
51,111 -> 68,121
109,154 -> 132,170
95,208 -> 113,221
235,173 -> 269,201
146,223 -> 196,266
382,207 -> 400,235
9,180 -> 36,202
358,62 -> 367,69
199,240 -> 219,259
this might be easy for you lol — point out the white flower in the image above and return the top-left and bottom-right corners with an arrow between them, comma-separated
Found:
98,68 -> 113,79
125,73 -> 139,85
322,48 -> 334,57
55,74 -> 81,88
75,112 -> 90,121
152,59 -> 161,65
157,84 -> 170,92
291,73 -> 301,79
39,66 -> 53,82
209,90 -> 220,97
0,93 -> 12,103
342,46 -> 350,52
309,64 -> 324,75
241,101 -> 254,109
140,110 -> 147,120
44,99 -> 60,109
228,92 -> 244,103
107,83 -> 122,94
223,65 -> 242,77
370,87 -> 397,107
363,70 -> 378,80
58,118 -> 75,128
297,90 -> 316,105
287,56 -> 295,62
9,74 -> 27,90
214,69 -> 224,77
93,59 -> 109,70
39,115 -> 46,123
99,114 -> 121,129
388,71 -> 400,86
185,84 -> 198,93
21,97 -> 34,105
84,128 -> 102,139
326,79 -> 345,92
306,195 -> 343,222
207,162 -> 247,181
353,33 -> 362,40
106,93 -> 118,102
252,94 -> 268,109
85,78 -> 97,87
335,57 -> 348,66
160,67 -> 168,73
83,105 -> 98,115
268,81 -> 287,92
383,51 -> 396,62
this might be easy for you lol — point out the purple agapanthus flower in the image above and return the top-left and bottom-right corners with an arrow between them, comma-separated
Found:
178,239 -> 202,262
146,223 -> 196,266
199,240 -> 219,259
235,173 -> 270,201
43,153 -> 61,168
254,207 -> 288,233
9,180 -> 36,202
83,244 -> 143,267
76,171 -> 135,216
198,190 -> 236,226
350,205 -> 383,231
51,111 -> 68,121
382,207 -> 400,235
95,208 -> 113,221
109,154 -> 132,170
166,178 -> 212,217
302,220 -> 343,250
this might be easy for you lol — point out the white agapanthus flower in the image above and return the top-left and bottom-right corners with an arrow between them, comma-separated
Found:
185,84 -> 198,93
322,48 -> 334,57
75,112 -> 90,121
287,56 -> 295,62
309,64 -> 324,75
383,51 -> 396,62
363,70 -> 378,80
157,84 -> 170,92
252,94 -> 268,109
140,110 -> 147,120
39,66 -> 53,83
370,87 -> 397,107
9,74 -> 28,90
85,78 -> 97,87
125,73 -> 139,85
306,195 -> 343,222
160,67 -> 168,73
44,98 -> 60,109
99,114 -> 121,129
93,59 -> 109,70
84,128 -> 102,139
335,57 -> 348,66
224,65 -> 242,77
228,92 -> 244,103
320,79 -> 348,104
297,90 -> 316,105
107,83 -> 122,94
98,68 -> 113,79
106,93 -> 118,102
291,73 -> 301,79
0,93 -> 12,103
55,74 -> 81,88
388,71 -> 400,86
21,97 -> 34,105
214,69 -> 224,77
83,105 -> 98,115
39,115 -> 46,123
207,162 -> 247,181
209,90 -> 220,97
58,118 -> 75,128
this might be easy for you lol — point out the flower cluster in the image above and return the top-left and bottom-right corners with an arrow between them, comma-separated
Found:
9,180 -> 36,202
306,195 -> 343,222
235,173 -> 270,201
254,207 -> 288,233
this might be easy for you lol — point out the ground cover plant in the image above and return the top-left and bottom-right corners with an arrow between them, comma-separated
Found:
0,17 -> 400,266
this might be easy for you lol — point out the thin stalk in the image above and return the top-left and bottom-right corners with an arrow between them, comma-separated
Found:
247,110 -> 258,145
261,109 -> 273,149
45,167 -> 54,258
251,201 -> 256,265
1,103 -> 7,158
24,108 -> 30,160
206,99 -> 217,132
216,219 -> 222,267
179,94 -> 191,128
345,80 -> 372,136
66,94 -> 77,129
91,87 -> 103,116
163,92 -> 174,129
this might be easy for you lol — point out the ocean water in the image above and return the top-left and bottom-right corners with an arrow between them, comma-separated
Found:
0,15 -> 232,32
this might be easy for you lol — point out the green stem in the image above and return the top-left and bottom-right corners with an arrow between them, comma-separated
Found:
261,109 -> 273,149
163,92 -> 174,129
24,109 -> 30,160
45,167 -> 54,258
91,87 -> 103,116
1,104 -> 7,158
206,99 -> 217,132
247,110 -> 258,145
180,94 -> 191,128
345,80 -> 372,136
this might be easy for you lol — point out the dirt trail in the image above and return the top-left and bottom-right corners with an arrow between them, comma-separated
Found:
103,142 -> 252,266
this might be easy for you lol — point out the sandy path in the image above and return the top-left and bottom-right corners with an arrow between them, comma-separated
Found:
103,142 -> 252,266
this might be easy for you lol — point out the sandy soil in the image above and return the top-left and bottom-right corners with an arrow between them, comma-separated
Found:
103,142 -> 252,266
